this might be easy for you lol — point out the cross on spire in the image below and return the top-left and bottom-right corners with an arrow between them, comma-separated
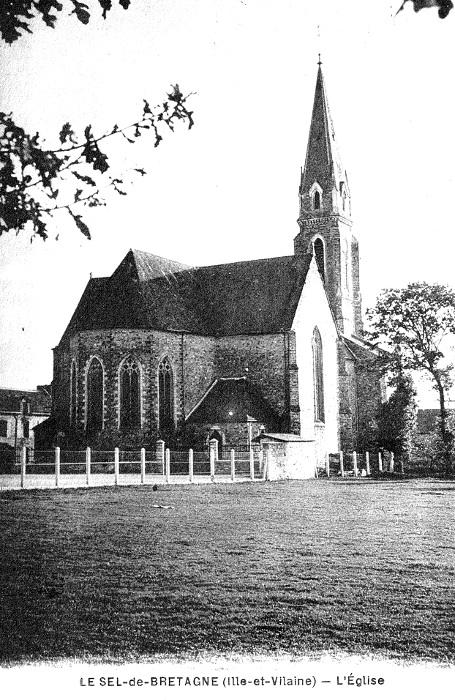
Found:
318,53 -> 322,66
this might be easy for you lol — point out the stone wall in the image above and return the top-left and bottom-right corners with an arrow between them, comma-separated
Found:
215,333 -> 288,420
53,327 -> 292,448
294,215 -> 355,336
262,438 -> 316,480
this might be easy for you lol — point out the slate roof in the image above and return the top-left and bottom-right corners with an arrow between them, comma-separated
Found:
60,249 -> 313,343
186,377 -> 281,426
343,336 -> 379,362
301,65 -> 347,195
0,387 -> 52,415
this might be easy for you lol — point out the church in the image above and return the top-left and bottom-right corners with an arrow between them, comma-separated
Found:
41,64 -> 384,462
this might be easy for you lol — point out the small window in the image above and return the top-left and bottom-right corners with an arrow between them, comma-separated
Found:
86,358 -> 104,434
23,420 -> 29,439
70,361 -> 77,427
312,327 -> 325,423
0,419 -> 8,437
158,357 -> 174,438
120,357 -> 141,430
313,238 -> 325,281
313,190 -> 321,210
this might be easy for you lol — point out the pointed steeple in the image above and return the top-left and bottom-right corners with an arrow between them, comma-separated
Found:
294,62 -> 362,338
299,62 -> 350,221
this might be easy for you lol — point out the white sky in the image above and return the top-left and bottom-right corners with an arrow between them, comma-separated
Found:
1,0 -> 454,407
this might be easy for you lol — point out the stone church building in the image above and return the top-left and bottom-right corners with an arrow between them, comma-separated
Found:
41,64 -> 384,459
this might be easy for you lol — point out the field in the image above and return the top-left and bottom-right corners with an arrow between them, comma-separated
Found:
0,479 -> 454,665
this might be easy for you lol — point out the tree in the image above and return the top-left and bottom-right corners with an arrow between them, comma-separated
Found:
1,1 -> 133,44
396,0 -> 454,18
367,282 -> 455,469
0,87 -> 194,240
376,372 -> 418,468
0,2 -> 194,240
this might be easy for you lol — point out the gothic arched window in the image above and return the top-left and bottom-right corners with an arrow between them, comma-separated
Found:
158,357 -> 174,437
313,190 -> 321,210
86,358 -> 104,434
120,357 -> 141,430
313,238 -> 325,281
70,360 -> 77,427
312,328 -> 325,423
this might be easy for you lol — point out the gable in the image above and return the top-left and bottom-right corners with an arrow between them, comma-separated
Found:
59,250 -> 313,343
186,377 -> 281,424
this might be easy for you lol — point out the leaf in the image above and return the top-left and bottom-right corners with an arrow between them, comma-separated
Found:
396,0 -> 454,18
67,207 -> 91,239
98,0 -> 112,19
71,1 -> 91,25
59,122 -> 76,145
73,171 -> 96,187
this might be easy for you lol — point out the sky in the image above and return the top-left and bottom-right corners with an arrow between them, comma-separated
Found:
1,0 -> 455,407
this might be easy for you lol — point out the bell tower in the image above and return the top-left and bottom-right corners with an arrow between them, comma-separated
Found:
294,60 -> 362,338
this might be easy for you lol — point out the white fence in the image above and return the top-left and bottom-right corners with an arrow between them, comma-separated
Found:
0,445 -> 398,491
320,450 -> 397,478
0,444 -> 264,490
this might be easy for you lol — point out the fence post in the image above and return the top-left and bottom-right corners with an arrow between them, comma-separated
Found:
353,451 -> 358,477
378,451 -> 383,472
165,448 -> 170,484
209,445 -> 215,482
20,445 -> 26,488
365,451 -> 370,476
114,447 -> 120,486
86,447 -> 91,486
156,439 -> 165,475
339,451 -> 344,477
188,448 -> 194,484
230,449 -> 235,482
249,449 -> 255,481
140,447 -> 146,485
326,453 -> 330,477
55,446 -> 60,488
390,451 -> 394,473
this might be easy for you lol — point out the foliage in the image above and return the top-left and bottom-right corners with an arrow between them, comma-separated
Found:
0,86 -> 194,240
0,0 -> 132,44
396,0 -> 454,18
376,372 -> 418,466
367,282 -> 455,468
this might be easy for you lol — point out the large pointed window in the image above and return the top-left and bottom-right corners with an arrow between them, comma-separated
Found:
312,328 -> 325,423
86,358 -> 104,434
70,360 -> 77,427
120,357 -> 141,430
313,238 -> 325,282
158,357 -> 174,437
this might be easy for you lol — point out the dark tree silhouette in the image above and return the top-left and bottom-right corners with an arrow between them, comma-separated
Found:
0,2 -> 194,240
367,283 -> 455,470
0,87 -> 194,240
0,1 -> 132,44
376,372 -> 418,469
396,0 -> 454,18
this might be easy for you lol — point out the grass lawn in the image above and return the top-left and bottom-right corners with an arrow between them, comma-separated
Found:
0,479 -> 454,664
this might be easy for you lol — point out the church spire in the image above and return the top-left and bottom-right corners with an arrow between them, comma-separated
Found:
299,62 -> 349,220
294,62 -> 362,338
